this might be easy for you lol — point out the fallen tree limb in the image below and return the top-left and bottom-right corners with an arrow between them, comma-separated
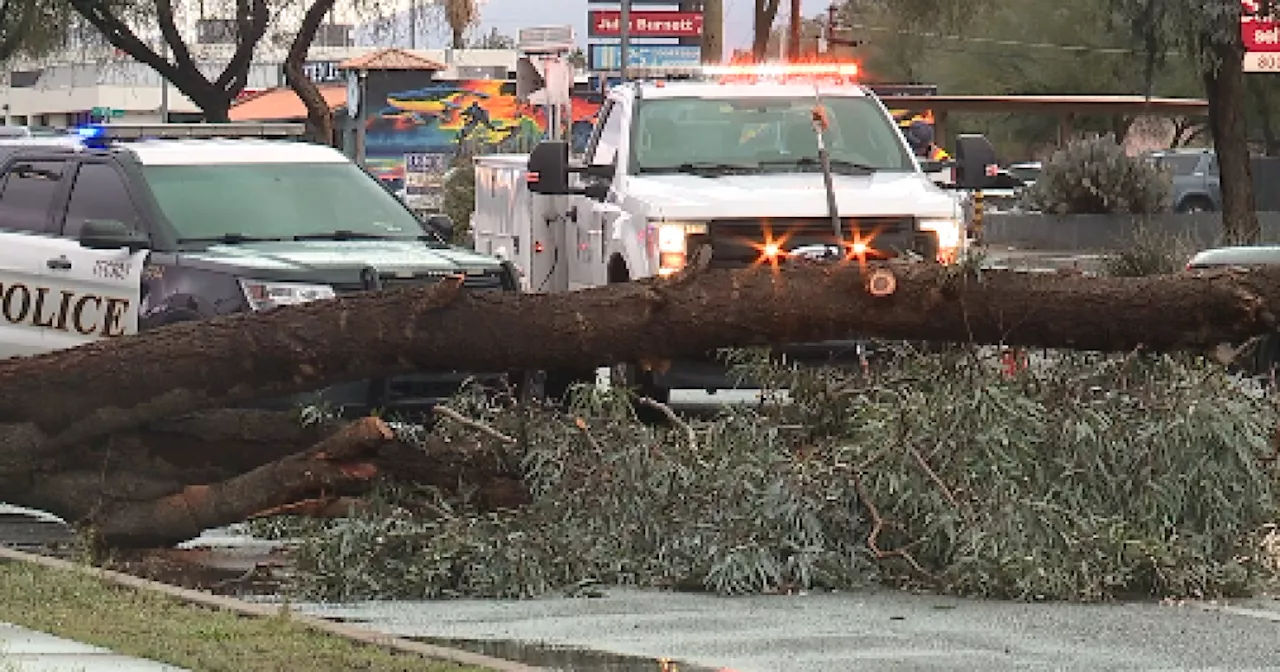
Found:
2,262 -> 1277,448
85,417 -> 393,547
4,262 -> 1280,546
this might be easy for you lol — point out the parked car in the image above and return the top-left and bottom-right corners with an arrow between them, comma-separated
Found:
1145,148 -> 1220,213
1006,161 -> 1041,188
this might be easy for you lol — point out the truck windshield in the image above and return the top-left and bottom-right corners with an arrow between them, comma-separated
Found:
141,162 -> 439,243
632,95 -> 913,174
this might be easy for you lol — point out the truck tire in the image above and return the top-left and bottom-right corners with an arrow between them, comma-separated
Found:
1177,196 -> 1214,213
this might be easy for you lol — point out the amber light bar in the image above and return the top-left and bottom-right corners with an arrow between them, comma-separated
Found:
701,63 -> 860,78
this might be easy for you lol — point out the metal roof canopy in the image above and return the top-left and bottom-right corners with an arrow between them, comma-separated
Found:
878,94 -> 1210,149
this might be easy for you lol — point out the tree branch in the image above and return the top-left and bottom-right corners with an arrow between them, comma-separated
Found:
282,0 -> 339,143
213,0 -> 269,101
153,0 -> 196,76
65,0 -> 211,108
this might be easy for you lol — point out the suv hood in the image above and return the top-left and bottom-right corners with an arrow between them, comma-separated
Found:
625,172 -> 961,220
178,239 -> 504,278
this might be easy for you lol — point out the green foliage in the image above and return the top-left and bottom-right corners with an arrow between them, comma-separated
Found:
0,0 -> 71,62
1101,224 -> 1198,277
442,151 -> 476,246
272,346 -> 1280,603
1022,134 -> 1172,215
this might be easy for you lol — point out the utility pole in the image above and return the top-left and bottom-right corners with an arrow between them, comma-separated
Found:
409,0 -> 417,49
620,0 -> 631,80
700,0 -> 723,63
788,0 -> 801,62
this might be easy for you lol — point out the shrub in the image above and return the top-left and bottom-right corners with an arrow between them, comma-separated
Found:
441,150 -> 476,246
1022,134 -> 1172,215
1102,224 -> 1198,277
274,348 -> 1280,603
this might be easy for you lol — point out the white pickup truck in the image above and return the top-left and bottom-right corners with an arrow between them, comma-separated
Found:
471,68 -> 998,401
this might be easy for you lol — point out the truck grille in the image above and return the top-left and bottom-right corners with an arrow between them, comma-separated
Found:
331,270 -> 507,294
693,216 -> 931,268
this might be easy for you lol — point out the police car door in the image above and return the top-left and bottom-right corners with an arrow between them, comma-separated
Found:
45,160 -> 148,352
0,156 -> 78,358
570,99 -> 627,290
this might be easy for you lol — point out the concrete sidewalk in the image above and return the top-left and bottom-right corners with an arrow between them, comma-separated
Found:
0,622 -> 186,671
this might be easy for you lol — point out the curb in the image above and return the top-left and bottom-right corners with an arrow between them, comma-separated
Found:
0,545 -> 544,672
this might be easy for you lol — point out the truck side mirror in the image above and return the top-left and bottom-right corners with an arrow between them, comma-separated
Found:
954,134 -> 999,190
424,213 -> 454,240
526,140 -> 571,195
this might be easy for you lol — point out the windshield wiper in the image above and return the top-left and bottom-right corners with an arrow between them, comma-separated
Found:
647,162 -> 762,176
176,233 -> 284,245
294,230 -> 393,241
762,157 -> 878,174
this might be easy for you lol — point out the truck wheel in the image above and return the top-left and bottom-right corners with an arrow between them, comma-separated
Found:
1177,197 -> 1214,213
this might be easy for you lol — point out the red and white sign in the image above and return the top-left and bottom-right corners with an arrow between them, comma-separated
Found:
1243,0 -> 1280,71
588,10 -> 704,38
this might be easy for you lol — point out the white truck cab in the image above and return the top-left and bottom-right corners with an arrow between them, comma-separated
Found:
472,66 -> 999,399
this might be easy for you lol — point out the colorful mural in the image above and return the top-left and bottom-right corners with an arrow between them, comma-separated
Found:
361,76 -> 603,183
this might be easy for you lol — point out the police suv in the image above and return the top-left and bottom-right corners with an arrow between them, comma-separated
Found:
0,122 -> 516,412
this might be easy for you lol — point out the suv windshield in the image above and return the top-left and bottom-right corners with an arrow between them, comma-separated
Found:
632,95 -> 913,174
141,162 -> 439,243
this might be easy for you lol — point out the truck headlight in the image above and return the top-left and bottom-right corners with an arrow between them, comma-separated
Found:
239,279 -> 336,311
919,219 -> 963,262
652,222 -> 708,275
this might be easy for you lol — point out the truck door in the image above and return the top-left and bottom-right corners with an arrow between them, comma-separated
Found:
569,99 -> 628,290
46,160 -> 148,352
0,157 -> 74,358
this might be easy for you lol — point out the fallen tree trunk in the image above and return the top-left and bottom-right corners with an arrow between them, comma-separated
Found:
1,409 -> 529,546
2,263 -> 1278,447
2,262 -> 1280,546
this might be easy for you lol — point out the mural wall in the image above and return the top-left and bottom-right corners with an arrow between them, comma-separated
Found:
361,72 -> 603,206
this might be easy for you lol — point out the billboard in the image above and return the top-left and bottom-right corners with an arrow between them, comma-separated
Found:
588,10 -> 704,38
360,73 -> 603,183
587,44 -> 702,70
1243,0 -> 1280,71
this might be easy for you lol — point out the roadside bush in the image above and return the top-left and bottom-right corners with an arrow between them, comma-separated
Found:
1102,225 -> 1199,277
441,150 -> 476,246
275,347 -> 1280,603
1022,134 -> 1172,215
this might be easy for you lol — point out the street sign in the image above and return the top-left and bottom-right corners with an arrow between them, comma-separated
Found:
403,152 -> 449,209
588,10 -> 704,38
91,107 -> 124,118
1243,0 -> 1280,71
587,44 -> 702,71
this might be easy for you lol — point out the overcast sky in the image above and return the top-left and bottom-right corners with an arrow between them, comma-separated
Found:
387,0 -> 836,52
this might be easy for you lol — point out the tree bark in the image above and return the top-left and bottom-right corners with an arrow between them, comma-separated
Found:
1203,37 -> 1260,244
284,0 -> 338,146
1,263 -> 1279,446
0,408 -> 527,547
753,0 -> 782,61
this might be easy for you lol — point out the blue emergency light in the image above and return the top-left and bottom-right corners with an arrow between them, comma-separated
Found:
75,125 -> 109,148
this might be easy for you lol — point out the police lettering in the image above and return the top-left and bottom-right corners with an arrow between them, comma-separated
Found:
0,282 -> 130,337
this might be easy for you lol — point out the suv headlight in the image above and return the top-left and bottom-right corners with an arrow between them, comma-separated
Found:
238,279 -> 336,311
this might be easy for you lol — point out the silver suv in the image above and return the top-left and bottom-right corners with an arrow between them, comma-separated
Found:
1145,148 -> 1220,213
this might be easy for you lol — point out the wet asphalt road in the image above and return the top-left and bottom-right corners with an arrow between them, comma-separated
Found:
292,588 -> 1280,672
